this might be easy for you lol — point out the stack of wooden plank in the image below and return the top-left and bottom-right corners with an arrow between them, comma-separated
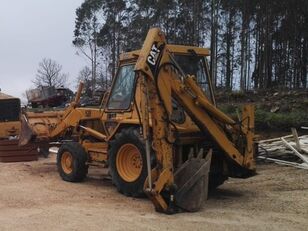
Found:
258,130 -> 308,170
0,139 -> 38,162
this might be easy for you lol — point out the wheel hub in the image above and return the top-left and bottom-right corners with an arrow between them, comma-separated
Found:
61,151 -> 73,174
116,143 -> 143,182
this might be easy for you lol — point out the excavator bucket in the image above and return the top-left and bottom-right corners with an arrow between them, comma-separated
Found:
174,150 -> 212,212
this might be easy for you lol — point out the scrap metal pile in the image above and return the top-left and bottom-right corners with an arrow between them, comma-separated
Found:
258,128 -> 308,170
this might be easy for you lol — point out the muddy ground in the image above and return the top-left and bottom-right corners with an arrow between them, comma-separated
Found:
0,154 -> 307,231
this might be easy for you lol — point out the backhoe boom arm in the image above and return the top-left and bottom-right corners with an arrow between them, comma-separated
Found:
135,28 -> 255,213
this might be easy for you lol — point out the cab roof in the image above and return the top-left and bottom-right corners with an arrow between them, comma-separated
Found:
0,92 -> 19,100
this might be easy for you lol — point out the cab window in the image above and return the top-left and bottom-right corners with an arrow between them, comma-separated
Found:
174,55 -> 212,101
107,64 -> 136,110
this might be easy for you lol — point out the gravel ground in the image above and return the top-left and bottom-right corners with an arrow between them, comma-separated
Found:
0,154 -> 307,231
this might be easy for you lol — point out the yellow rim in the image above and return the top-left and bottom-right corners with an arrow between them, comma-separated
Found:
61,151 -> 73,174
116,143 -> 143,182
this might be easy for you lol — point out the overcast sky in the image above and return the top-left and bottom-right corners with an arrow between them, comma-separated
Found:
0,0 -> 85,102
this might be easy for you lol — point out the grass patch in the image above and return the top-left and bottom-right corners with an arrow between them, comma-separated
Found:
255,109 -> 308,131
219,104 -> 308,132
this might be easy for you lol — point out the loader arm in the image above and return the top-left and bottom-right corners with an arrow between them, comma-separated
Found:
19,82 -> 105,145
135,28 -> 255,213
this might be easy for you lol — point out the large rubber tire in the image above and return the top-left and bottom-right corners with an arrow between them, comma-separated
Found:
57,142 -> 88,182
208,155 -> 228,190
209,173 -> 228,190
109,128 -> 149,197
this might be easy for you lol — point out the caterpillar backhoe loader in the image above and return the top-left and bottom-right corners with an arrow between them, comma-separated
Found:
20,28 -> 256,213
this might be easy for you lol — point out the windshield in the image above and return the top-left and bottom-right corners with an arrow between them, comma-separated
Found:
174,55 -> 212,101
107,64 -> 136,110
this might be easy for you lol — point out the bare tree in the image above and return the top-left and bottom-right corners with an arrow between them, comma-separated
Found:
73,1 -> 104,97
76,66 -> 93,97
33,58 -> 68,87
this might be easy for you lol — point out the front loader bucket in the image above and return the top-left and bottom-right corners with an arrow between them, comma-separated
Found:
174,151 -> 212,212
19,111 -> 63,146
19,115 -> 36,146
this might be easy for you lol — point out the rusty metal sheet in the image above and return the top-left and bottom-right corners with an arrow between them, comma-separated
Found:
0,139 -> 38,162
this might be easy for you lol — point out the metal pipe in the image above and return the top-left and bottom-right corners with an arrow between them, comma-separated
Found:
79,125 -> 106,141
145,139 -> 152,190
140,75 -> 152,190
74,81 -> 84,105
185,76 -> 235,125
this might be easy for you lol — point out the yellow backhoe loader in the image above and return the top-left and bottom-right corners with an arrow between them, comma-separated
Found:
20,28 -> 256,213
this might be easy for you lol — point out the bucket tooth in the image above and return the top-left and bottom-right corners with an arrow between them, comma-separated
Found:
197,148 -> 204,159
187,147 -> 194,160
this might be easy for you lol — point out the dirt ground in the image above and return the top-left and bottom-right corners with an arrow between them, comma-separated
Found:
0,154 -> 307,231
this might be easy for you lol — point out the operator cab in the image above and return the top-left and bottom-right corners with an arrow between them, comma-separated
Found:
174,55 -> 213,102
106,45 -> 214,112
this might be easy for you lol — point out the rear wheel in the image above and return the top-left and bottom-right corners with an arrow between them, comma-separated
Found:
116,143 -> 143,182
209,155 -> 228,190
109,128 -> 149,197
57,142 -> 88,182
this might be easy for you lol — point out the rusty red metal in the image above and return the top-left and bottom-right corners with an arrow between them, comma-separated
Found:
0,139 -> 39,162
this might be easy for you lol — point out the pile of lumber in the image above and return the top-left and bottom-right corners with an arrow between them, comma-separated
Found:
258,128 -> 308,170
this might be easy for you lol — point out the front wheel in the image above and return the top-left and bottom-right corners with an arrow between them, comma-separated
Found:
109,128 -> 151,197
57,142 -> 88,182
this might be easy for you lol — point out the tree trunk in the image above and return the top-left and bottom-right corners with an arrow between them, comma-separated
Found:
210,0 -> 218,88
